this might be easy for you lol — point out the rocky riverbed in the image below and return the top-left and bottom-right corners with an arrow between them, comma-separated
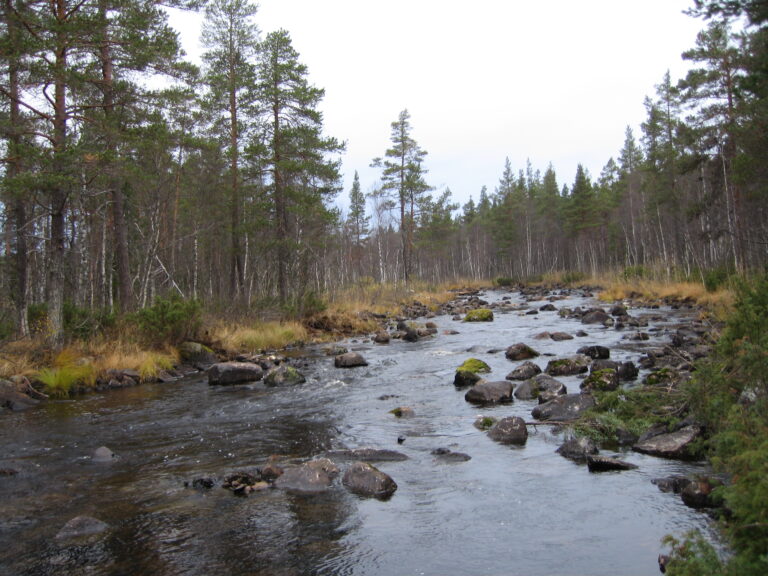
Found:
0,288 -> 720,576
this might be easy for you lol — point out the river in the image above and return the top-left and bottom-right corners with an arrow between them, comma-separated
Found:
0,289 -> 714,575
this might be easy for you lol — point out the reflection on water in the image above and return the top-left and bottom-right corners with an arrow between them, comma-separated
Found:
0,291 -> 714,575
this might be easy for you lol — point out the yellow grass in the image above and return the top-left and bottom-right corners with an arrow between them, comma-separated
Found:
212,321 -> 309,353
597,279 -> 734,312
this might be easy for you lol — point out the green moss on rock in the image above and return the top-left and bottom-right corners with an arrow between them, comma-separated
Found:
463,308 -> 494,322
457,358 -> 491,374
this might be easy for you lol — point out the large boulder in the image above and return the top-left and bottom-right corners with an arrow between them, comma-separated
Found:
531,393 -> 596,422
464,380 -> 514,405
334,352 -> 368,368
545,354 -> 591,377
342,461 -> 397,499
274,459 -> 339,494
506,361 -> 541,381
264,364 -> 306,387
505,343 -> 540,361
454,370 -> 483,388
208,362 -> 263,385
488,416 -> 528,445
632,425 -> 702,459
514,373 -> 567,401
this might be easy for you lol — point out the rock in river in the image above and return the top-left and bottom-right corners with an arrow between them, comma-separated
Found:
208,362 -> 264,385
55,516 -> 110,543
545,354 -> 591,377
334,352 -> 369,368
514,374 -> 567,401
557,437 -> 599,462
275,459 -> 339,494
633,425 -> 702,460
264,364 -> 306,387
342,461 -> 398,499
465,380 -> 515,405
531,393 -> 596,422
586,455 -> 638,472
505,343 -> 540,361
506,361 -> 541,381
488,416 -> 528,445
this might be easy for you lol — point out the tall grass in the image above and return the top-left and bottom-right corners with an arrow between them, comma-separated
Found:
213,321 -> 309,353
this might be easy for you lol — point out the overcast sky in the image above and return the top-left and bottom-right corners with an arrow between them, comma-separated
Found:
168,0 -> 706,210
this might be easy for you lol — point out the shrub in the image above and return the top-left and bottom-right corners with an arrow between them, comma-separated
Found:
133,295 -> 201,346
494,277 -> 516,287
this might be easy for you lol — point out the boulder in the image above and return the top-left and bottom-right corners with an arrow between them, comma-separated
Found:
274,459 -> 339,494
464,380 -> 514,405
681,479 -> 717,509
334,352 -> 368,368
457,358 -> 491,373
514,373 -> 567,401
531,393 -> 596,422
618,361 -> 639,381
652,476 -> 693,494
581,308 -> 611,324
488,416 -> 528,445
545,354 -> 591,377
208,362 -> 263,385
586,455 -> 638,472
556,437 -> 599,462
454,370 -> 483,388
577,345 -> 610,360
506,361 -> 542,381
633,425 -> 702,459
505,343 -> 540,361
342,461 -> 397,499
539,304 -> 558,312
580,369 -> 620,392
264,364 -> 306,387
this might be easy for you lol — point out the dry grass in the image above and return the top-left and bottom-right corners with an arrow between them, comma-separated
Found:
212,321 -> 309,353
597,279 -> 734,312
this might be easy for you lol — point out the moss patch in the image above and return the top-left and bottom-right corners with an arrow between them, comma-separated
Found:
457,358 -> 491,374
463,308 -> 494,322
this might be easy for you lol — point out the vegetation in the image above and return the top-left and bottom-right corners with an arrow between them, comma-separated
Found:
463,308 -> 494,322
456,358 -> 491,374
662,274 -> 768,576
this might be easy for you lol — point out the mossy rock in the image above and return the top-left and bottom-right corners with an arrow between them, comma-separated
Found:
474,416 -> 498,430
581,369 -> 619,392
463,308 -> 494,322
457,358 -> 491,374
178,341 -> 217,364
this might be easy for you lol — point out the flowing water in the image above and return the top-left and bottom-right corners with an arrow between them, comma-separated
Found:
0,290 -> 715,576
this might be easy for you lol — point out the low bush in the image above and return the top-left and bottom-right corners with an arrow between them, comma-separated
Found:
132,295 -> 202,346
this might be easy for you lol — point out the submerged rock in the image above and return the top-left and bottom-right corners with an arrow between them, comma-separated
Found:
431,447 -> 472,462
55,516 -> 110,543
275,459 -> 338,494
342,461 -> 397,499
92,446 -> 115,463
326,448 -> 408,462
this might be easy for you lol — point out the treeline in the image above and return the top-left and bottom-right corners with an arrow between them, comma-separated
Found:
1,0 -> 767,345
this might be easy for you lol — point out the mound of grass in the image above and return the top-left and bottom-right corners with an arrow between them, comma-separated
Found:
215,321 -> 309,353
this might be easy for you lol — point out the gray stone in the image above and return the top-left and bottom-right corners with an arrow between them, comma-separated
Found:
545,354 -> 591,377
274,459 -> 338,494
334,352 -> 369,368
531,393 -> 596,422
208,362 -> 264,385
488,416 -> 528,445
342,461 -> 397,499
514,373 -> 567,401
264,364 -> 306,387
587,455 -> 638,472
464,380 -> 514,405
506,361 -> 542,381
505,343 -> 540,361
92,446 -> 115,462
557,437 -> 599,462
633,425 -> 702,459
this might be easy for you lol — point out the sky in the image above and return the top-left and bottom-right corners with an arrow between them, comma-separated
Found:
167,0 -> 706,211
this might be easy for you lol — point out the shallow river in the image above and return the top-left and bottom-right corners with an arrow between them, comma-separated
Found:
0,290 -> 714,576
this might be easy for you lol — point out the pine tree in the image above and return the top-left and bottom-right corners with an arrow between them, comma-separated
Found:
201,0 -> 260,298
254,29 -> 343,305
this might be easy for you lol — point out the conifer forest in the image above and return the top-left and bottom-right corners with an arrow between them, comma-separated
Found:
1,0 -> 767,345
